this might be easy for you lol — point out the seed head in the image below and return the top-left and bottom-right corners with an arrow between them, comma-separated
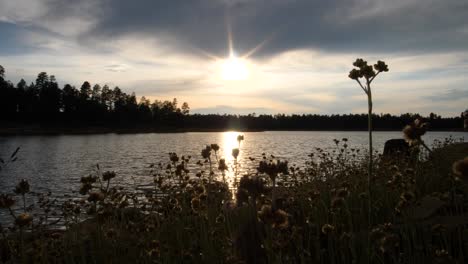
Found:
14,179 -> 30,195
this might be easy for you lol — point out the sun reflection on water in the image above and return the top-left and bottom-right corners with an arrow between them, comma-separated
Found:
221,131 -> 243,188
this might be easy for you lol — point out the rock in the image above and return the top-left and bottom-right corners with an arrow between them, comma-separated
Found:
383,139 -> 410,156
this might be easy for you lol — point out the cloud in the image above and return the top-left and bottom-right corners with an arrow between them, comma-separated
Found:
192,105 -> 274,115
3,0 -> 468,58
424,89 -> 468,102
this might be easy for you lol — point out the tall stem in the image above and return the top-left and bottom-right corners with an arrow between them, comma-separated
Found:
367,86 -> 373,263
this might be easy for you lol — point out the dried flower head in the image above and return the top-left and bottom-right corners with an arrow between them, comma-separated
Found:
0,194 -> 15,208
331,197 -> 345,208
258,205 -> 289,229
218,158 -> 228,171
169,152 -> 179,163
321,224 -> 335,235
201,145 -> 211,159
16,213 -> 33,227
452,157 -> 468,180
88,192 -> 105,202
232,148 -> 240,159
191,197 -> 201,213
14,179 -> 30,195
403,119 -> 429,145
102,171 -> 116,181
257,159 -> 289,182
374,60 -> 389,72
210,144 -> 220,152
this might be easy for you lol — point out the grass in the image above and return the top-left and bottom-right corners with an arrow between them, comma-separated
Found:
0,134 -> 467,263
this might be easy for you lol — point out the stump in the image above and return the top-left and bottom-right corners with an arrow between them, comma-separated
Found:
383,139 -> 410,156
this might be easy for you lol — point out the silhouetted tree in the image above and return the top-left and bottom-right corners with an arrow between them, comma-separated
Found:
181,102 -> 190,115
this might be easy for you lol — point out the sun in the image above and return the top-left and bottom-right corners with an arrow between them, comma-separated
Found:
221,55 -> 250,81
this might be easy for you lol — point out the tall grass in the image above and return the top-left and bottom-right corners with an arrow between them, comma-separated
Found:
0,132 -> 466,263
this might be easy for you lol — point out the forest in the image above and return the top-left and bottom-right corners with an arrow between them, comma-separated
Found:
0,65 -> 464,132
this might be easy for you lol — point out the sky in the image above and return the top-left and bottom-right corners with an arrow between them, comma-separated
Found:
0,0 -> 467,116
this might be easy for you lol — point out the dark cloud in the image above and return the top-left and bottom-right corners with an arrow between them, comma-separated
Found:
78,0 -> 468,58
424,89 -> 468,102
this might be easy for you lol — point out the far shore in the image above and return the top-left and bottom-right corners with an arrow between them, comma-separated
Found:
0,126 -> 464,136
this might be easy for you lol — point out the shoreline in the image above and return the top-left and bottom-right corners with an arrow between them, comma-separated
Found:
0,126 -> 464,136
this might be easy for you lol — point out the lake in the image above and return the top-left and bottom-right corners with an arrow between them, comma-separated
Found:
0,131 -> 466,197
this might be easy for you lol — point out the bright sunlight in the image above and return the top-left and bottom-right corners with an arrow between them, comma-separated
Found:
220,55 -> 250,81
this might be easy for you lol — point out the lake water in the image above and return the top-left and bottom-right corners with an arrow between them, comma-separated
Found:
0,131 -> 466,197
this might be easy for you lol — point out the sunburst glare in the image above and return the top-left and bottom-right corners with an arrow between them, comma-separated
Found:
220,54 -> 250,81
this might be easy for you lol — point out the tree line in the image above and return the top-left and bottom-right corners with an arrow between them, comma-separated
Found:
0,66 -> 189,127
0,65 -> 464,131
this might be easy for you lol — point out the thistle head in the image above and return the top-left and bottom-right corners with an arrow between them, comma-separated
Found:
402,119 -> 429,145
201,145 -> 211,159
169,152 -> 179,163
102,171 -> 116,181
348,68 -> 362,80
353,58 -> 368,68
374,60 -> 389,72
361,65 -> 376,79
14,179 -> 30,195
15,213 -> 33,227
232,148 -> 240,159
210,143 -> 220,152
218,158 -> 228,171
0,194 -> 15,208
452,157 -> 468,181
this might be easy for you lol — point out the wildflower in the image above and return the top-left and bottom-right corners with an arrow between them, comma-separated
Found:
348,68 -> 363,80
147,240 -> 161,257
402,119 -> 429,146
0,194 -> 15,208
49,232 -> 62,239
232,148 -> 240,159
336,188 -> 349,198
201,145 -> 211,159
105,228 -> 117,239
331,197 -> 345,208
434,249 -> 453,264
169,152 -> 179,163
400,191 -> 415,202
257,159 -> 289,182
102,171 -> 116,181
210,144 -> 220,152
237,135 -> 244,144
194,184 -> 206,195
218,159 -> 228,171
216,214 -> 225,224
431,224 -> 444,233
191,197 -> 201,213
358,192 -> 367,200
321,224 -> 335,235
370,227 -> 385,241
88,192 -> 105,202
379,234 -> 399,253
79,183 -> 92,195
309,190 -> 320,200
14,179 -> 30,195
258,205 -> 289,229
374,60 -> 389,72
80,175 -> 97,184
452,157 -> 468,181
15,213 -> 33,227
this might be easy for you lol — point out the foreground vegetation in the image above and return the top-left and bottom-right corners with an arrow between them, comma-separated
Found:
0,132 -> 467,263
